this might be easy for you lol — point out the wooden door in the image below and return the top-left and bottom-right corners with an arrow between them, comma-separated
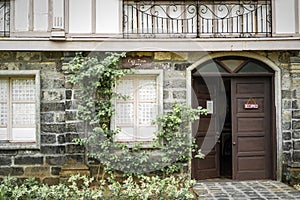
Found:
231,77 -> 273,180
192,77 -> 222,180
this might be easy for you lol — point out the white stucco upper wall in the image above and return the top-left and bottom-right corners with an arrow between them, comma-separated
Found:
11,0 -> 300,37
274,0 -> 299,34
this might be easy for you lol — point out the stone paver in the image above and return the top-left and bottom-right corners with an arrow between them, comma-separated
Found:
193,180 -> 300,200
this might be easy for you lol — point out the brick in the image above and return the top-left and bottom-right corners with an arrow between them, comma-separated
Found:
294,141 -> 300,150
0,167 -> 24,176
55,112 -> 65,122
41,123 -> 65,133
282,100 -> 292,109
293,151 -> 300,162
0,157 -> 11,166
293,131 -> 300,139
43,177 -> 60,185
283,152 -> 292,163
282,90 -> 292,99
293,100 -> 299,109
41,134 -> 57,144
65,133 -> 80,143
282,122 -> 291,131
41,102 -> 65,112
65,111 -> 77,121
41,145 -> 65,154
0,150 -> 18,156
14,156 -> 43,165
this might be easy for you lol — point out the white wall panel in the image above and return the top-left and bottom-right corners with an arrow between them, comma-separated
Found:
275,0 -> 296,34
52,0 -> 64,29
14,0 -> 30,31
96,0 -> 119,34
33,0 -> 48,31
69,0 -> 92,33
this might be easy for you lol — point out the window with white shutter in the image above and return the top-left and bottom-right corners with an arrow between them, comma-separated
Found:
0,71 -> 40,149
114,71 -> 163,144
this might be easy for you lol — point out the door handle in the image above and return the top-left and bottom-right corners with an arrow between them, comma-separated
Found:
232,142 -> 236,145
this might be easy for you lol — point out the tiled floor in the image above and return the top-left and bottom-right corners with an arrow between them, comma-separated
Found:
194,180 -> 300,200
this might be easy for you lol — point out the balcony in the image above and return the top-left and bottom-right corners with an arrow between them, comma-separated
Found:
123,0 -> 272,38
0,0 -> 9,37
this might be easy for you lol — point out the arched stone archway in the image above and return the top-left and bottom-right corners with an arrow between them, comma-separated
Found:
187,53 -> 282,180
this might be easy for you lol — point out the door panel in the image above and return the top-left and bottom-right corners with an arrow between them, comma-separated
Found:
192,77 -> 221,180
231,77 -> 273,180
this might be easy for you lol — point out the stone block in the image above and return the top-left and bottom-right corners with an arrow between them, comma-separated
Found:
41,113 -> 54,123
282,122 -> 291,131
16,52 -> 41,61
172,52 -> 188,61
0,167 -> 24,176
294,141 -> 300,150
136,52 -> 153,57
65,111 -> 77,121
283,152 -> 292,163
173,90 -> 186,100
14,156 -> 43,165
293,151 -> 300,162
293,131 -> 300,139
282,90 -> 292,99
42,90 -> 64,101
41,102 -> 65,112
23,62 -> 57,71
283,132 -> 292,140
0,62 -> 20,70
65,122 -> 78,132
164,79 -> 186,88
0,150 -> 17,156
293,100 -> 299,109
0,52 -> 15,60
65,144 -> 85,154
0,157 -> 11,165
282,110 -> 292,121
41,134 -> 56,144
53,79 -> 65,88
41,52 -> 63,61
174,63 -> 191,71
55,112 -> 65,123
283,141 -> 292,151
41,145 -> 65,154
154,52 -> 172,61
45,156 -> 66,166
65,133 -> 80,143
24,167 -> 50,177
293,111 -> 300,119
57,134 -> 65,144
43,177 -> 60,186
292,120 -> 300,129
66,90 -> 72,99
282,100 -> 292,110
51,167 -> 61,176
41,123 -> 65,133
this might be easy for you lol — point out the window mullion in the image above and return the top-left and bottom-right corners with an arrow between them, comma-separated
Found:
8,78 -> 12,142
134,78 -> 139,140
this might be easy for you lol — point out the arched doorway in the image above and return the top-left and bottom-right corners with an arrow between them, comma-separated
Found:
190,56 -> 276,180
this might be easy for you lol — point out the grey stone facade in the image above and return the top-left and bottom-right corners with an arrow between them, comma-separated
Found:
0,50 -> 300,183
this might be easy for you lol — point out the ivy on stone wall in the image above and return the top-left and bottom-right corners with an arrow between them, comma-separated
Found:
66,52 -> 206,177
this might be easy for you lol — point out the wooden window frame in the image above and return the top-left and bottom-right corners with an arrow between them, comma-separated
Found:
113,70 -> 163,146
0,70 -> 40,149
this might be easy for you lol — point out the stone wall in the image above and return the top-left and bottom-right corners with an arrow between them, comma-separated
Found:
0,50 -> 300,183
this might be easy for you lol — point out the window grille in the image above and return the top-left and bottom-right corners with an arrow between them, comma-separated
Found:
0,0 -> 10,37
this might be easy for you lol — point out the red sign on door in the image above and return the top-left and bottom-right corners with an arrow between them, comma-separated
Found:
244,97 -> 258,109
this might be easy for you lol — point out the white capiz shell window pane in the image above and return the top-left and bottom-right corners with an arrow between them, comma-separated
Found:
116,79 -> 134,99
0,79 -> 8,101
138,79 -> 156,100
12,104 -> 35,126
12,79 -> 36,101
115,127 -> 135,141
138,103 -> 157,125
115,103 -> 134,124
137,126 -> 156,141
0,103 -> 8,126
12,128 -> 36,142
0,128 -> 7,140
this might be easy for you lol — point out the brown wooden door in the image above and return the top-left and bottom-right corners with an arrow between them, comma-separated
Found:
192,77 -> 223,179
231,77 -> 273,180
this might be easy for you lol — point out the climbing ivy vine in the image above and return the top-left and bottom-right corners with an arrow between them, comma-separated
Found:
66,52 -> 206,177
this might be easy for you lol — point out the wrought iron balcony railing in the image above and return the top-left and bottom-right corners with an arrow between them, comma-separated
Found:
0,0 -> 9,37
123,0 -> 272,38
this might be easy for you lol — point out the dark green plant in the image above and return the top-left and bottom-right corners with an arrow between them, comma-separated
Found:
66,52 -> 206,177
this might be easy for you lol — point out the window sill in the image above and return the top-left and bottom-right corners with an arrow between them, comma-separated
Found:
0,141 -> 40,150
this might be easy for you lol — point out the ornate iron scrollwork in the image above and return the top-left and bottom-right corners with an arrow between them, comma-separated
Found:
0,0 -> 10,37
123,0 -> 271,38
